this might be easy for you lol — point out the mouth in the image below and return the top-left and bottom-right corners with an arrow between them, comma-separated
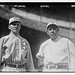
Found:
13,28 -> 17,31
13,27 -> 17,30
51,32 -> 54,35
51,33 -> 53,35
13,29 -> 17,30
50,33 -> 56,37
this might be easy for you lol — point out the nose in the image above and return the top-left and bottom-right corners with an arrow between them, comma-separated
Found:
50,29 -> 55,34
51,29 -> 54,31
14,25 -> 17,27
47,29 -> 54,34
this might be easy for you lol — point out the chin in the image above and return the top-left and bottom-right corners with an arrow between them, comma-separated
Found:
13,30 -> 17,33
13,31 -> 17,32
51,38 -> 55,40
51,37 -> 56,40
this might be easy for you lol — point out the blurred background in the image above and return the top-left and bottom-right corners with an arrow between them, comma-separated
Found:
0,3 -> 75,69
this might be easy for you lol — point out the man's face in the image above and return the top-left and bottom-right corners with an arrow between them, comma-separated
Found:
47,27 -> 59,40
9,22 -> 21,33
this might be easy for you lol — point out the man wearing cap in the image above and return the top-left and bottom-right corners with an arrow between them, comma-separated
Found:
36,23 -> 75,72
0,17 -> 35,72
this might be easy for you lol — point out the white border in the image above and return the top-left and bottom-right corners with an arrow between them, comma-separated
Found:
0,0 -> 75,2
1,73 -> 75,75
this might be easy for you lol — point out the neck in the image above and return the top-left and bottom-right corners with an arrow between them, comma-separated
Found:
52,36 -> 62,42
10,31 -> 19,36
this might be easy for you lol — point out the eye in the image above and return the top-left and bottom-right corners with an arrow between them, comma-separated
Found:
12,23 -> 20,26
11,23 -> 16,26
48,28 -> 52,31
53,28 -> 56,30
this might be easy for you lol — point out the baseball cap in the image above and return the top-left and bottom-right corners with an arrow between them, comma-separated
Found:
46,23 -> 59,30
9,17 -> 21,24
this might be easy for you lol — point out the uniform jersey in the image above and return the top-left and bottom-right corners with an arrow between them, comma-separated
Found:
0,33 -> 35,72
36,38 -> 75,72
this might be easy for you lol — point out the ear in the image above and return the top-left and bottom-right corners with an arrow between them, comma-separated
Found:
19,25 -> 21,30
8,25 -> 11,29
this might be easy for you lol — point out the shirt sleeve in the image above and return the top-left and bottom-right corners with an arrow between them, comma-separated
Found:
0,37 -> 4,68
67,40 -> 75,71
25,41 -> 35,71
36,44 -> 44,67
36,44 -> 44,59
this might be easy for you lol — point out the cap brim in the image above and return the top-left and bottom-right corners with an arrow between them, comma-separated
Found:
46,24 -> 58,30
9,21 -> 21,24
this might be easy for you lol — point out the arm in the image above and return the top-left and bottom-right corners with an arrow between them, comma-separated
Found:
36,44 -> 44,71
0,37 -> 4,69
25,41 -> 35,71
67,40 -> 75,71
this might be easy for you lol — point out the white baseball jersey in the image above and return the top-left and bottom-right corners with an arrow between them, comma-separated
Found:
36,38 -> 75,72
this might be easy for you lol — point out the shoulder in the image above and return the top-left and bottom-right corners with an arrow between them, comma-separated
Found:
0,35 -> 9,40
0,35 -> 10,45
61,37 -> 68,41
60,37 -> 69,42
40,39 -> 51,47
19,36 -> 30,45
61,37 -> 73,44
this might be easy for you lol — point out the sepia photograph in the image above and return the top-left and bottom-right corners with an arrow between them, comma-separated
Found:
0,2 -> 75,74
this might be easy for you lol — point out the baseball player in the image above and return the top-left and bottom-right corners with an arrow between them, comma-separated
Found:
0,17 -> 35,72
36,23 -> 75,72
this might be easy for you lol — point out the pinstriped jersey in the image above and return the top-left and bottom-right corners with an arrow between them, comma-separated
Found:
0,32 -> 35,71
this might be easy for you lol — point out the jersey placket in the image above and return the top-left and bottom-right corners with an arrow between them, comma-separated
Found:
13,39 -> 19,62
16,39 -> 19,61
